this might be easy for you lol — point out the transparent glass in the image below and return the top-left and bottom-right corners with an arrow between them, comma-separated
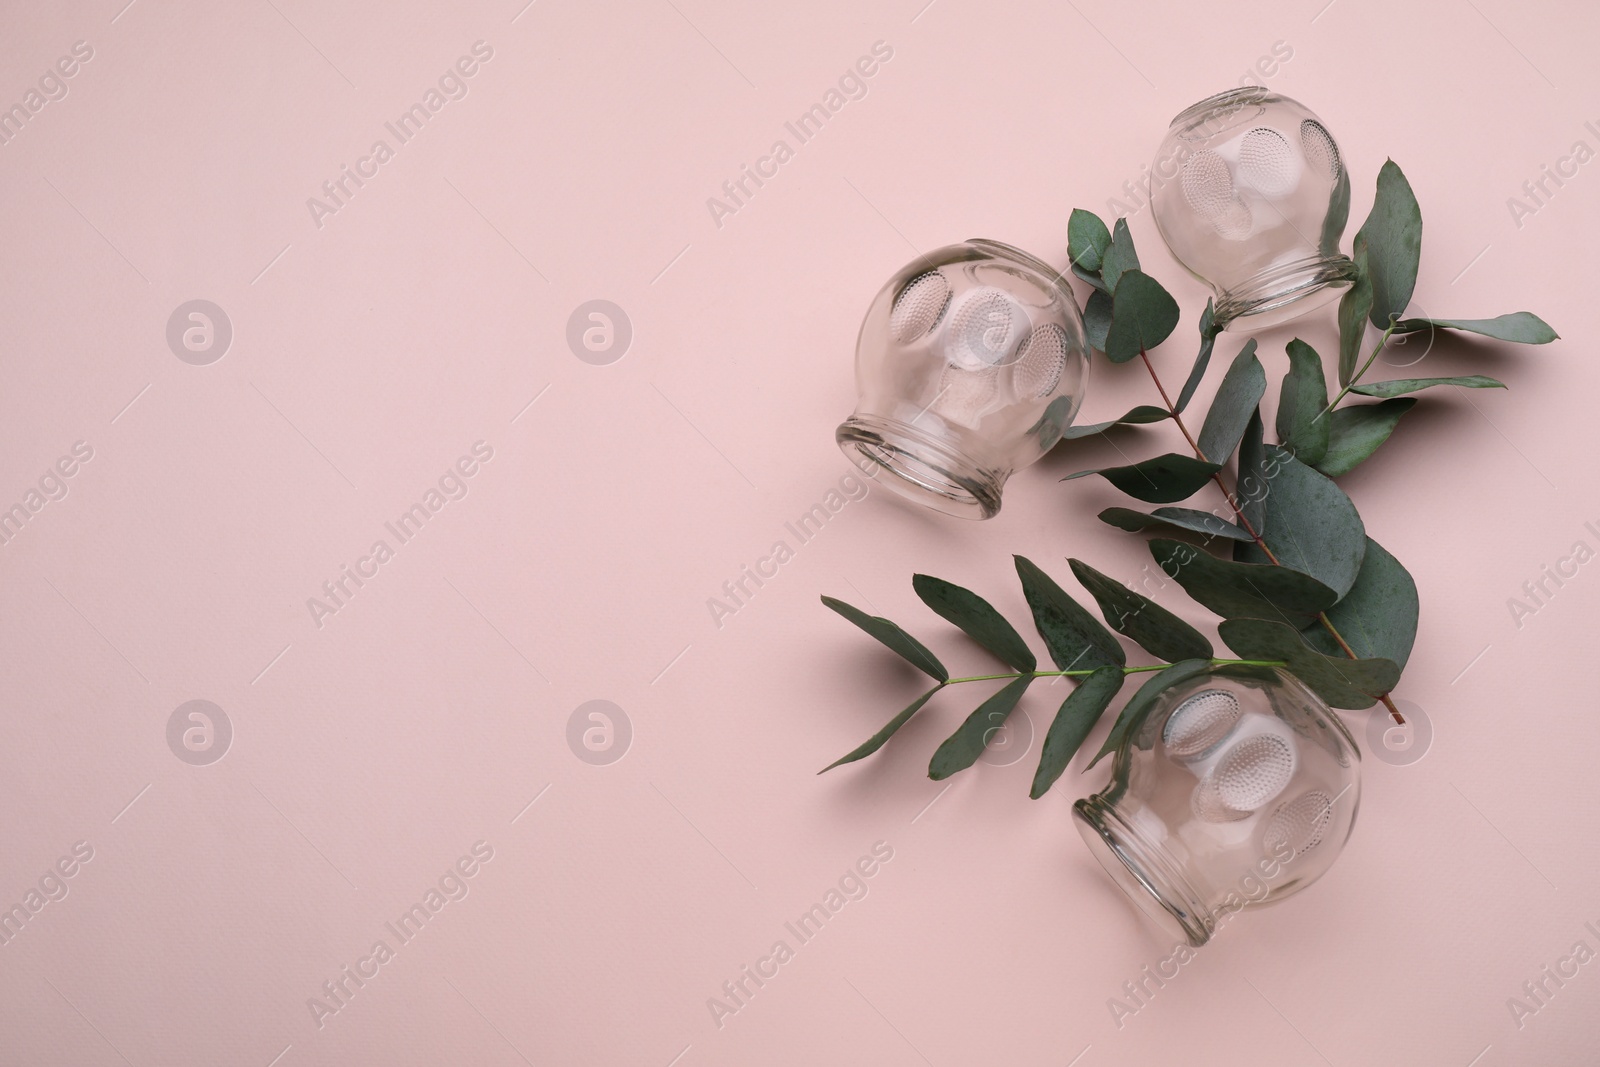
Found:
1150,89 -> 1357,331
836,240 -> 1090,519
1074,666 -> 1361,946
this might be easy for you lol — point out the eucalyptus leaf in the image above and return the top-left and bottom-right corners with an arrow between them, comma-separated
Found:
1015,556 -> 1125,671
1088,659 -> 1214,768
1302,537 -> 1419,669
1150,538 -> 1339,626
1068,209 -> 1112,275
1100,218 -> 1140,294
1360,160 -> 1422,328
1197,340 -> 1265,462
1337,235 -> 1372,386
819,684 -> 943,772
929,675 -> 1034,780
913,574 -> 1037,673
1031,667 -> 1124,798
1234,446 -> 1366,598
1314,398 -> 1417,478
1104,270 -> 1181,363
1083,288 -> 1113,352
1069,558 -> 1214,663
1236,408 -> 1267,537
1277,338 -> 1330,465
1176,298 -> 1222,414
1065,453 -> 1222,504
1350,375 -> 1505,399
1321,161 -> 1351,256
1029,395 -> 1076,450
821,596 -> 948,682
1219,618 -> 1400,710
1098,506 -> 1253,542
1063,404 -> 1169,440
1390,312 -> 1557,345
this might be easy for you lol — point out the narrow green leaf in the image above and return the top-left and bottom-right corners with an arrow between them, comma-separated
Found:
822,596 -> 948,682
1029,395 -> 1076,450
1236,407 -> 1267,536
1219,618 -> 1400,710
1069,558 -> 1214,663
1234,446 -> 1366,598
1063,405 -> 1170,440
1175,298 -> 1222,414
1104,270 -> 1181,364
1098,506 -> 1252,542
1337,235 -> 1372,386
930,675 -> 1034,780
1088,659 -> 1214,768
912,574 -> 1037,672
1100,218 -> 1140,294
1350,375 -> 1506,399
1321,161 -> 1351,257
1314,398 -> 1417,478
1150,538 -> 1339,626
1068,209 -> 1113,275
1015,556 -> 1125,670
1031,667 -> 1124,798
819,684 -> 943,772
1277,339 -> 1330,466
1197,340 -> 1265,462
1391,312 -> 1557,345
1302,537 -> 1419,669
1065,453 -> 1222,504
1360,160 -> 1422,328
1083,287 -> 1113,352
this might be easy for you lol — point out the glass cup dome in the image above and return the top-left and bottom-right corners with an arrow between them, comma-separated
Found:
1150,89 -> 1357,330
836,240 -> 1090,520
1074,665 -> 1361,946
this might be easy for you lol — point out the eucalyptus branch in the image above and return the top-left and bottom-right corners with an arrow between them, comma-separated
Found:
943,658 -> 1286,686
1320,321 -> 1399,416
1133,345 -> 1405,725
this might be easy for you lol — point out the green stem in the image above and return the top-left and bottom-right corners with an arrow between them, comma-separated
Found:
942,658 -> 1286,686
1320,323 -> 1398,417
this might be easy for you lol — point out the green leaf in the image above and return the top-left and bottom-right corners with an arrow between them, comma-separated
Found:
929,675 -> 1034,780
1098,506 -> 1252,542
1150,538 -> 1339,626
1314,399 -> 1417,478
1236,407 -> 1267,536
913,574 -> 1037,673
1031,667 -> 1124,798
1302,537 -> 1419,669
1219,619 -> 1400,710
1069,558 -> 1214,663
1359,160 -> 1422,328
1350,375 -> 1505,399
1065,453 -> 1222,504
1277,339 -> 1330,466
819,684 -> 943,772
1197,340 -> 1265,462
1068,209 -> 1113,275
1029,395 -> 1076,450
1014,556 -> 1125,670
1104,270 -> 1181,364
1337,235 -> 1372,386
1175,298 -> 1222,414
1083,287 -> 1113,352
1063,404 -> 1169,440
1321,161 -> 1351,257
1088,659 -> 1214,768
1391,312 -> 1557,345
1235,446 -> 1366,598
1100,218 -> 1140,294
822,596 -> 948,682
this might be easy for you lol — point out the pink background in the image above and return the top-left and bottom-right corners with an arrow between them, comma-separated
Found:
1,0 -> 1597,1064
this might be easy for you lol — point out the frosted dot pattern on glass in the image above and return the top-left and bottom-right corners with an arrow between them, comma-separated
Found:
1263,790 -> 1335,856
946,287 -> 1026,371
889,271 -> 950,343
1299,119 -> 1340,181
1212,733 -> 1297,811
1163,689 -> 1242,759
1012,323 -> 1068,399
1236,126 -> 1300,198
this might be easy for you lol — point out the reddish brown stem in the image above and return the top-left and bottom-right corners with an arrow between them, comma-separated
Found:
1135,347 -> 1405,725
